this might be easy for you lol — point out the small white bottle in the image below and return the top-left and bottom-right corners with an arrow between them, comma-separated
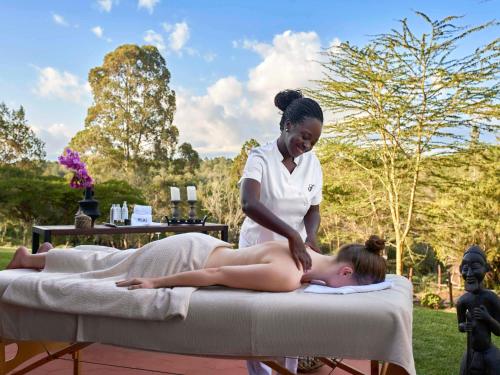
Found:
109,204 -> 115,224
113,204 -> 122,223
121,201 -> 129,222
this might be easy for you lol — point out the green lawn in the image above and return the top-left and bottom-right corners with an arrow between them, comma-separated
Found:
0,247 -> 15,270
0,254 -> 497,374
413,306 -> 500,375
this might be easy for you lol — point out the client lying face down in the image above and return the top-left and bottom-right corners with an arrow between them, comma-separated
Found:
6,234 -> 386,292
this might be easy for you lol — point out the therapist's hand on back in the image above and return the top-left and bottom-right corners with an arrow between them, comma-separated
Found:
289,234 -> 312,271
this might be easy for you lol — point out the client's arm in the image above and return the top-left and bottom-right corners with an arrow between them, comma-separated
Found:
116,263 -> 302,292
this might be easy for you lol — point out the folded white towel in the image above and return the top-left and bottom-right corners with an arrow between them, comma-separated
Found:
304,280 -> 393,294
133,204 -> 152,215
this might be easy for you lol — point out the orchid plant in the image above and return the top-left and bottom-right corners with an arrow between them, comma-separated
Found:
58,148 -> 94,189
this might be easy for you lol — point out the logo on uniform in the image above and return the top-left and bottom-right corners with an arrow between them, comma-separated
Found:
307,184 -> 314,192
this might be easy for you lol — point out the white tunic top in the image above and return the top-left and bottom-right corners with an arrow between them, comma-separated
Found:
239,140 -> 323,247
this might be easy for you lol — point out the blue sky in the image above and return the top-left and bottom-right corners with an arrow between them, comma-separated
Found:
0,0 -> 498,160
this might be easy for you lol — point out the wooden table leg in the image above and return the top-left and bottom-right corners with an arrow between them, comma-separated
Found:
32,231 -> 40,254
72,350 -> 81,375
43,231 -> 52,247
221,227 -> 229,242
0,340 -> 6,375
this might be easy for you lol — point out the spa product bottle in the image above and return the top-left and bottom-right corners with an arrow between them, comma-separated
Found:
121,201 -> 128,222
109,205 -> 115,224
113,204 -> 122,223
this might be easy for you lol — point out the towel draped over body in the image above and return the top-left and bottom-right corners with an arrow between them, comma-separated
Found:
1,233 -> 231,320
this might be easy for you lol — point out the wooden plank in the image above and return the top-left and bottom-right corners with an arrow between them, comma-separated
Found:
10,342 -> 90,375
318,357 -> 366,375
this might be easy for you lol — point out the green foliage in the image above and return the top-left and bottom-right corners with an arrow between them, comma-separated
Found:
70,44 -> 178,178
406,243 -> 439,276
420,293 -> 443,310
0,165 -> 144,244
173,142 -> 201,174
419,144 -> 499,288
230,138 -> 260,181
0,103 -> 46,165
197,157 -> 244,242
316,141 -> 391,253
311,12 -> 499,274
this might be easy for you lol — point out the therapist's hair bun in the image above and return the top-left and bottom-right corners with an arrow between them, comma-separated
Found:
365,235 -> 385,255
274,89 -> 303,111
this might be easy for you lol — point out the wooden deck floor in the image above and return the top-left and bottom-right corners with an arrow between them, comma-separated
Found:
6,343 -> 374,374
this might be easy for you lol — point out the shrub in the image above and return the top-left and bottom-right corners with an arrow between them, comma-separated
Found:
420,293 -> 443,310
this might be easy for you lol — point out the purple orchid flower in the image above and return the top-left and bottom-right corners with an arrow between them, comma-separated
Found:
58,148 -> 94,189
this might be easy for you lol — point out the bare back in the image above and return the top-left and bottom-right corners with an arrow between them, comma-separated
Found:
206,241 -> 298,268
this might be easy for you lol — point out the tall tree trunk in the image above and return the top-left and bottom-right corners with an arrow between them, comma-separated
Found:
396,239 -> 404,275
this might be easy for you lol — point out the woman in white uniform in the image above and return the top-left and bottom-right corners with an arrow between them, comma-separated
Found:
239,89 -> 324,375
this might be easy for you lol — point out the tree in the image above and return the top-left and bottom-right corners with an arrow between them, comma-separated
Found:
0,165 -> 145,245
317,141 -> 392,254
311,13 -> 499,274
420,145 -> 499,288
198,157 -> 245,242
70,44 -> 177,177
230,138 -> 260,181
0,103 -> 45,165
173,142 -> 201,174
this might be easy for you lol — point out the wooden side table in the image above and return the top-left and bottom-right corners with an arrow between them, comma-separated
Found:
31,223 -> 229,253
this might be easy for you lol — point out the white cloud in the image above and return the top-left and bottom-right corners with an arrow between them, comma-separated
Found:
169,22 -> 190,53
97,0 -> 113,12
91,26 -> 103,38
32,123 -> 76,160
33,67 -> 91,104
91,26 -> 111,41
241,39 -> 273,57
174,30 -> 334,156
52,13 -> 68,27
162,22 -> 172,32
144,30 -> 165,51
148,21 -> 191,55
138,0 -> 159,14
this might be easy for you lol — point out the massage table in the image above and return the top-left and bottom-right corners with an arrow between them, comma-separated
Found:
0,269 -> 415,375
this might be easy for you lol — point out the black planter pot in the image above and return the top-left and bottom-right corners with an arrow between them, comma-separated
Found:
78,187 -> 100,226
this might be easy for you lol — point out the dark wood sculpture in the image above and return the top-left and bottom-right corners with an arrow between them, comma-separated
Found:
456,245 -> 500,375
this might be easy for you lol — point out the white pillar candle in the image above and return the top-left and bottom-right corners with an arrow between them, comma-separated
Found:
170,187 -> 180,201
187,186 -> 197,201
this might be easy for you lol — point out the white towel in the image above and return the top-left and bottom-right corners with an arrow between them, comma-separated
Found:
304,280 -> 393,294
2,233 -> 231,321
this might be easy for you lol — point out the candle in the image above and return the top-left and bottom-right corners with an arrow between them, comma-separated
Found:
170,187 -> 180,201
187,186 -> 197,201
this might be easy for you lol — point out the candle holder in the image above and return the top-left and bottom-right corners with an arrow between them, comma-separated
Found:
170,200 -> 181,224
187,200 -> 197,223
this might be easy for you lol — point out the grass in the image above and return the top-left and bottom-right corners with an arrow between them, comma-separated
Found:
413,306 -> 500,375
0,247 -> 15,270
0,253 -> 497,374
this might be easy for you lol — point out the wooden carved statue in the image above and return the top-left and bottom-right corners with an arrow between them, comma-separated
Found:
456,245 -> 500,375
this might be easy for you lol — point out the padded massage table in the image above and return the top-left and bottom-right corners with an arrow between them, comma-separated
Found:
0,269 -> 415,375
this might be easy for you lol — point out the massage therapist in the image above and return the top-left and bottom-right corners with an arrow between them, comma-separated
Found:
238,89 -> 324,375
